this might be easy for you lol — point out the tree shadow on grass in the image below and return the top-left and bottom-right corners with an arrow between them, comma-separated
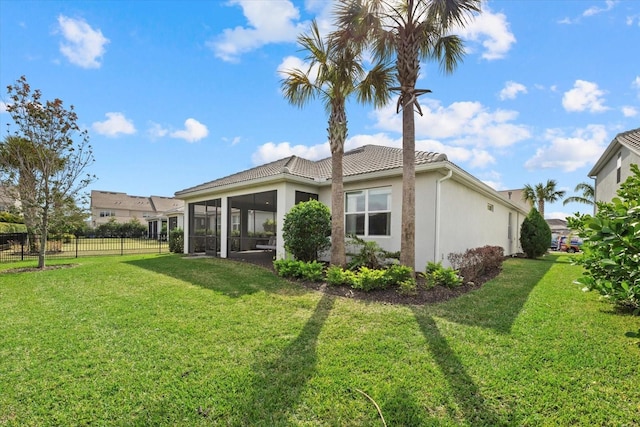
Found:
125,255 -> 305,299
429,255 -> 557,334
411,309 -> 509,426
236,293 -> 334,424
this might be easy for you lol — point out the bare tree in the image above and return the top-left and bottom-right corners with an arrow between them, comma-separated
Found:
1,76 -> 95,268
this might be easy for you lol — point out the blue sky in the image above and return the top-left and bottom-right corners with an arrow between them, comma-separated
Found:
1,0 -> 639,219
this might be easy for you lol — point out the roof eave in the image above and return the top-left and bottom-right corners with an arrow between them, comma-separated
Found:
174,173 -> 319,200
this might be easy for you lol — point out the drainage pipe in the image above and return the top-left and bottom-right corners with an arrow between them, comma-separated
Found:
434,167 -> 453,262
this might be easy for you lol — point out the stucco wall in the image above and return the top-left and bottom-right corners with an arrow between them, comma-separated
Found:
436,177 -> 523,266
594,146 -> 640,203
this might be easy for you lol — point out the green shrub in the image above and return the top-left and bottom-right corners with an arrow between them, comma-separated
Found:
273,259 -> 302,278
169,228 -> 184,253
425,262 -> 463,288
282,200 -> 331,262
568,164 -> 640,313
299,261 -> 325,282
0,211 -> 24,224
352,267 -> 389,291
397,277 -> 418,295
0,222 -> 27,233
273,259 -> 325,282
325,266 -> 357,286
346,235 -> 399,270
520,208 -> 552,258
384,264 -> 414,285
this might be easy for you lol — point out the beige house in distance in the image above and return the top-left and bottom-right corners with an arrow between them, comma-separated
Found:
589,128 -> 640,204
90,191 -> 183,234
175,145 -> 528,270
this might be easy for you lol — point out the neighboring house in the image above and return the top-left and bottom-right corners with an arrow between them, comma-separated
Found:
588,128 -> 640,205
546,218 -> 570,241
146,205 -> 185,238
90,190 -> 183,230
174,145 -> 528,270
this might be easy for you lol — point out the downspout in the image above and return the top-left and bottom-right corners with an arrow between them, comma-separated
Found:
434,167 -> 453,262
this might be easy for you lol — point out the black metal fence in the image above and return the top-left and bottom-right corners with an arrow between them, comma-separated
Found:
0,233 -> 169,263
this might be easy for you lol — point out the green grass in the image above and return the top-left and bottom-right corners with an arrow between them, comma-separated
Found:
1,254 -> 638,426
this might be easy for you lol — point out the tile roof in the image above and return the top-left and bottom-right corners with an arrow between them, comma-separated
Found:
175,145 -> 447,196
91,191 -> 181,214
589,127 -> 640,176
617,127 -> 640,153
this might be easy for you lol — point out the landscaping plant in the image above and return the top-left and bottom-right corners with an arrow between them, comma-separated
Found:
281,200 -> 331,262
520,208 -> 551,258
169,228 -> 184,253
568,164 -> 640,313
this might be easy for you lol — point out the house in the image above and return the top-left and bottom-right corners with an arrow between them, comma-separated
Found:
174,145 -> 528,270
546,218 -> 570,241
90,191 -> 183,234
588,128 -> 640,204
498,188 -> 532,213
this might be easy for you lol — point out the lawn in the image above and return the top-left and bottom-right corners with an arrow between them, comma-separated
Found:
0,254 -> 638,426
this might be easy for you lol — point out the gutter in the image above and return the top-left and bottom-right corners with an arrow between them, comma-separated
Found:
434,167 -> 453,262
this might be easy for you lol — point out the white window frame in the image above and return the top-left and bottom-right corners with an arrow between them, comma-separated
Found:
345,187 -> 391,237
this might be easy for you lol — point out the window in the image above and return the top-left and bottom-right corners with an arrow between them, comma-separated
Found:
99,210 -> 116,217
616,152 -> 622,183
295,191 -> 318,204
345,187 -> 391,236
487,203 -> 494,212
231,212 -> 240,232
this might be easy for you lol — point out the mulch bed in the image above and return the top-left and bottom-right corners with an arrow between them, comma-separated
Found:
1,264 -> 78,274
235,255 -> 501,306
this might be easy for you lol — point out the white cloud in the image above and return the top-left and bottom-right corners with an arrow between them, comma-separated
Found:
583,0 -> 616,17
92,112 -> 135,137
562,80 -> 608,113
57,15 -> 109,69
147,122 -> 169,139
0,101 -> 8,113
560,0 -> 617,24
457,7 -> 516,60
524,124 -> 609,172
252,141 -> 328,164
251,131 -> 498,170
373,99 -> 531,149
222,136 -> 242,146
170,118 -> 209,142
627,15 -> 640,26
633,76 -> 640,97
499,81 -> 527,100
208,0 -> 308,62
622,106 -> 638,117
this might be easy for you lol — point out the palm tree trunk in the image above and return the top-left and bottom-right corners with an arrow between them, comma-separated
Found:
400,104 -> 416,269
329,105 -> 347,267
538,201 -> 544,219
331,151 -> 346,266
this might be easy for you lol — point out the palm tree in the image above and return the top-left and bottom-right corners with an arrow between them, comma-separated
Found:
334,0 -> 480,268
522,179 -> 566,218
562,182 -> 594,206
281,20 -> 393,266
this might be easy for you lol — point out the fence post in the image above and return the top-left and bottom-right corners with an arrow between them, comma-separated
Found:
121,236 -> 124,256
